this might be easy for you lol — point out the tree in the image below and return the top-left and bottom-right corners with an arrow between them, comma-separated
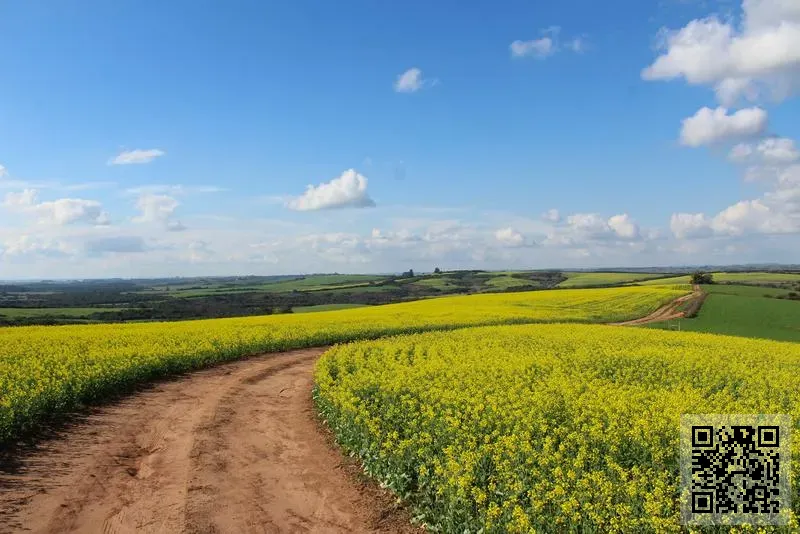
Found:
434,267 -> 441,274
691,271 -> 714,285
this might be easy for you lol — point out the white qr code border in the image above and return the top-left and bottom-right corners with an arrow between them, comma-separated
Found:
680,414 -> 792,526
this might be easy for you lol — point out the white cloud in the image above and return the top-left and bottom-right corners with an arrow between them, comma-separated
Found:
607,214 -> 640,239
2,189 -> 38,209
670,212 -> 714,239
732,138 -> 800,169
2,189 -> 110,226
567,213 -> 611,235
679,106 -> 767,146
756,137 -> 800,163
133,193 -> 186,231
642,0 -> 800,104
287,169 -> 375,211
510,27 -> 586,59
672,179 -> 800,239
495,227 -> 525,247
133,194 -> 179,223
510,37 -> 555,59
394,68 -> 435,93
1,235 -> 73,258
109,149 -> 166,165
544,212 -> 643,246
542,208 -> 561,222
0,165 -> 7,178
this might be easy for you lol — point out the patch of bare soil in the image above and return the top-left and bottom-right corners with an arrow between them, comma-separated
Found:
609,284 -> 705,326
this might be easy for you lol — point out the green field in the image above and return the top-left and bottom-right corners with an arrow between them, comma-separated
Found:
703,284 -> 793,298
158,274 -> 389,296
0,307 -> 117,318
482,274 -> 540,290
292,303 -> 369,313
558,272 -> 667,288
638,271 -> 800,286
648,286 -> 800,342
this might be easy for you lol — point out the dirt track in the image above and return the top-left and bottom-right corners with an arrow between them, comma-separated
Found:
609,285 -> 703,326
0,348 -> 415,534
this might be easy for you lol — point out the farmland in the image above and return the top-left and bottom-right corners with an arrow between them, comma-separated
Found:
314,324 -> 800,532
8,268 -> 799,325
557,271 -> 668,288
637,271 -> 800,286
0,270 -> 568,324
3,270 -> 800,532
0,285 -> 683,444
648,284 -> 800,342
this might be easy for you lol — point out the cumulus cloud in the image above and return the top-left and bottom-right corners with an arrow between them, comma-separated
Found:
2,189 -> 110,226
394,68 -> 436,93
642,0 -> 800,104
131,193 -> 187,231
731,137 -> 800,165
672,184 -> 800,239
134,194 -> 179,223
679,106 -> 767,146
544,212 -> 642,246
755,137 -> 800,163
607,214 -> 640,239
495,227 -> 528,247
287,169 -> 375,211
109,149 -> 166,165
670,212 -> 714,239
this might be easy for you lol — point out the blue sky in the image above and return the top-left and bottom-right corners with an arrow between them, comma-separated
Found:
1,0 -> 799,278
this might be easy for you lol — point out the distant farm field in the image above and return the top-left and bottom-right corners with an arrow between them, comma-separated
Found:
0,307 -> 117,318
638,271 -> 800,286
557,272 -> 667,288
648,285 -> 800,342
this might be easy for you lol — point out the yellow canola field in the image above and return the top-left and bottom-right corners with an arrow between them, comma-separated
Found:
0,286 -> 684,443
314,324 -> 800,533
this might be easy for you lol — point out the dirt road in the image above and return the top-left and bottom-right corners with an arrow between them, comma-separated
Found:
0,348 -> 415,534
609,285 -> 703,326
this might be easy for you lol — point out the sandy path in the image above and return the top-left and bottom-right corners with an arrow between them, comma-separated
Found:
0,348 -> 415,534
609,285 -> 703,326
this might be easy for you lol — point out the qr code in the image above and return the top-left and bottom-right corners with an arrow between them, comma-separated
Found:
681,414 -> 791,526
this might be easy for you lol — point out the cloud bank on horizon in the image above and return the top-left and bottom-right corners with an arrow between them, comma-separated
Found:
1,0 -> 799,278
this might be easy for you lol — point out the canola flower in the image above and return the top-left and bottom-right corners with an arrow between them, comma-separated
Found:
0,286 -> 682,443
314,324 -> 800,533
